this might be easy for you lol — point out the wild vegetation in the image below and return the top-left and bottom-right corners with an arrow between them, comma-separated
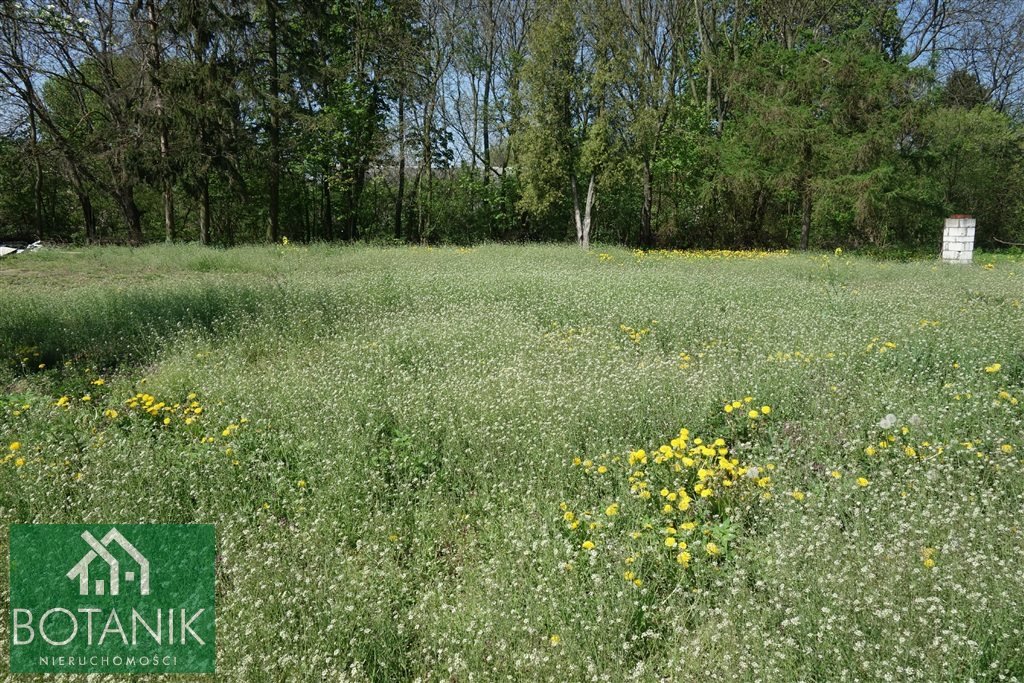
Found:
1,1 -> 1023,249
1,244 -> 1022,680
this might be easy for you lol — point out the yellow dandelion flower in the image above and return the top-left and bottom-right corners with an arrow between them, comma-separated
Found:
582,540 -> 595,550
857,477 -> 870,487
705,542 -> 720,556
665,536 -> 677,548
549,634 -> 561,646
9,442 -> 21,452
985,363 -> 1002,373
604,503 -> 619,517
761,405 -> 771,415
747,409 -> 760,419
15,457 -> 25,467
676,551 -> 691,566
791,490 -> 805,501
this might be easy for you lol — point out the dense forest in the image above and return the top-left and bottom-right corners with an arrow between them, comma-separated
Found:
0,0 -> 1022,249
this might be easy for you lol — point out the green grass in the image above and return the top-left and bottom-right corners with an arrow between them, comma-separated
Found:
1,243 -> 1023,681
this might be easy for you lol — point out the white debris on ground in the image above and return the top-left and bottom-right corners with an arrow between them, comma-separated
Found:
0,241 -> 43,257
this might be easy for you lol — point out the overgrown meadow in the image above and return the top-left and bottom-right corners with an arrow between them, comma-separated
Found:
1,244 -> 1023,682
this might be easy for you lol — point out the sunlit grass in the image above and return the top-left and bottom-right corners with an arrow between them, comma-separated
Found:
1,244 -> 1022,681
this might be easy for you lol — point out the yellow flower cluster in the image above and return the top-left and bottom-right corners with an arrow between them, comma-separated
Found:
619,323 -> 654,345
865,338 -> 898,354
722,396 -> 771,420
996,389 -> 1019,406
632,249 -> 788,262
563,414 -> 773,590
3,441 -> 26,468
9,345 -> 42,369
125,391 -> 205,426
864,424 -> 943,460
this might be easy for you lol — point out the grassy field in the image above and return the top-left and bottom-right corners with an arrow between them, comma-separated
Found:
1,243 -> 1023,682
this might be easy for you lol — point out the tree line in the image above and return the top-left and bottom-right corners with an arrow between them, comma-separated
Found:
1,0 -> 1022,249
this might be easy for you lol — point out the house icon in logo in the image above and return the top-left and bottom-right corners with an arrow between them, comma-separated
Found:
66,528 -> 150,596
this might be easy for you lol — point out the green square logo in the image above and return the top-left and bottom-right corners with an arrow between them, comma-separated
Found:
9,524 -> 215,674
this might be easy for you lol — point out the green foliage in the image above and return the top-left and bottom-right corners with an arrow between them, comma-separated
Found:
0,137 -> 37,238
921,106 -> 1024,245
516,0 -> 577,222
1,0 -> 1023,249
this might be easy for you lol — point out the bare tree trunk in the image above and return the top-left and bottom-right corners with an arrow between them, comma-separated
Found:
571,173 -> 596,249
413,165 -> 423,243
266,0 -> 281,243
66,166 -> 95,242
150,1 -> 174,242
301,181 -> 310,242
395,94 -> 406,240
641,159 -> 653,247
482,70 -> 491,183
161,181 -> 175,241
199,175 -> 211,245
119,185 -> 144,245
582,173 -> 595,250
78,192 -> 96,244
28,105 -> 43,240
800,188 -> 811,250
348,167 -> 364,241
571,174 -> 582,245
322,176 -> 333,240
419,98 -> 434,242
800,143 -> 812,250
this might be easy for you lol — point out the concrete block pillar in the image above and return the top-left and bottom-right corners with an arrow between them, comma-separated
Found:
942,215 -> 975,264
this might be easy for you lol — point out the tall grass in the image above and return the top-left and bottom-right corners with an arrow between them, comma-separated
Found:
1,244 -> 1022,681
